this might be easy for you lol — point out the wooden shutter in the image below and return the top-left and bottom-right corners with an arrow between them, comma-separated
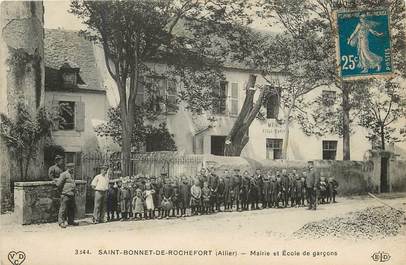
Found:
220,81 -> 228,114
51,100 -> 59,131
75,101 -> 85,132
135,77 -> 145,106
75,151 -> 82,180
166,80 -> 177,113
230,83 -> 239,115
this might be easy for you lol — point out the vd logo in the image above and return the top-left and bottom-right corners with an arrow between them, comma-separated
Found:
7,251 -> 26,265
371,251 -> 391,262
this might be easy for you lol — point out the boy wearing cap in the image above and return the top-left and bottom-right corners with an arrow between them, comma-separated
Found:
55,163 -> 78,228
107,182 -> 119,221
49,155 -> 64,180
118,179 -> 131,220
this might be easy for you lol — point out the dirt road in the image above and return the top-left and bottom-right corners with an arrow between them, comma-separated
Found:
1,194 -> 406,265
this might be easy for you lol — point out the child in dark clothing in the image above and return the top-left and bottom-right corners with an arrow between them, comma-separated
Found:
202,181 -> 211,214
172,180 -> 181,217
118,180 -> 131,221
190,179 -> 202,215
107,182 -> 118,221
161,179 -> 173,219
178,176 -> 190,217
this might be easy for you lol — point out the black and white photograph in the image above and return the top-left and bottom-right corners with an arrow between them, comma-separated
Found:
0,1 -> 406,265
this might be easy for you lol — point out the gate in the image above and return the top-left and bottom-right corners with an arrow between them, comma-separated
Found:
81,151 -> 204,213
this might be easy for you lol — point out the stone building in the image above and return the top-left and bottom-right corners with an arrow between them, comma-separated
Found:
43,29 -> 108,173
102,61 -> 373,161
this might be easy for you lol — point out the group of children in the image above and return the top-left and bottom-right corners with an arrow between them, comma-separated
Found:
104,167 -> 339,221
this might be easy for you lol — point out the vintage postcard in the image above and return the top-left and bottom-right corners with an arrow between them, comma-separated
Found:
1,1 -> 406,265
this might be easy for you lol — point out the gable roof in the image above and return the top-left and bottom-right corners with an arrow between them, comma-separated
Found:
44,28 -> 103,91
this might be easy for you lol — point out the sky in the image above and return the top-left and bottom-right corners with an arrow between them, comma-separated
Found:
43,0 -> 277,31
44,1 -> 85,30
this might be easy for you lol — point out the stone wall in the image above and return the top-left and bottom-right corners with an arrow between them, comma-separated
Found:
314,160 -> 374,195
390,159 -> 406,192
257,159 -> 374,195
128,152 -> 404,196
14,180 -> 86,225
0,1 -> 45,213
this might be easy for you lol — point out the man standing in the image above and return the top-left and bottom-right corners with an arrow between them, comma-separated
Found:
55,163 -> 78,228
305,161 -> 319,210
207,167 -> 219,212
49,155 -> 64,180
281,169 -> 290,208
253,169 -> 264,209
232,169 -> 242,211
91,165 -> 110,224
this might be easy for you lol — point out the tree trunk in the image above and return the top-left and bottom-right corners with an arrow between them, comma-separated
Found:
121,128 -> 131,177
342,84 -> 351,160
118,78 -> 131,177
380,124 -> 385,150
282,120 -> 290,159
224,74 -> 263,156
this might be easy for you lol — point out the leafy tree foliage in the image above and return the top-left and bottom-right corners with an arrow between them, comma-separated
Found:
259,0 -> 406,159
0,100 -> 54,180
95,106 -> 176,152
70,0 -> 251,172
358,78 -> 406,150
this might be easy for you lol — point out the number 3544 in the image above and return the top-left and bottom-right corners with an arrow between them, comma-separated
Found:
341,55 -> 358,70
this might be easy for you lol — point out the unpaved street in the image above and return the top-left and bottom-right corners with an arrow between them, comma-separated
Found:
1,194 -> 406,265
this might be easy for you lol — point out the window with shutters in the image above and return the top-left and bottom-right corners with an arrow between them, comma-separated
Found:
266,87 -> 281,119
322,140 -> 337,160
230,82 -> 239,116
266,138 -> 283,160
213,81 -> 228,114
143,76 -> 177,114
55,100 -> 85,132
59,101 -> 75,130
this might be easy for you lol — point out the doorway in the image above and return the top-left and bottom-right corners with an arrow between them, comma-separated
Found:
380,157 -> 389,192
211,136 -> 226,156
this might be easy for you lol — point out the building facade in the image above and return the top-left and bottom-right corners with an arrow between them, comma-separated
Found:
100,59 -> 373,161
44,29 -> 108,169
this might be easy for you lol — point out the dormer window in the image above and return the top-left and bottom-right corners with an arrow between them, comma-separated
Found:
62,72 -> 77,86
60,60 -> 80,88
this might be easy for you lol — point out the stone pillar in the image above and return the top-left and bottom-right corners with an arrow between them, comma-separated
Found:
14,180 -> 87,225
369,150 -> 395,193
0,1 -> 45,213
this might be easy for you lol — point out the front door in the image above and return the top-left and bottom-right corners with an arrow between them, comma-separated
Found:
211,136 -> 226,156
380,157 -> 389,192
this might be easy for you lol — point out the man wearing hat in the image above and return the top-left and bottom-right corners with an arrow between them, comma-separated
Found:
91,164 -> 110,223
55,163 -> 78,228
305,161 -> 320,210
49,155 -> 64,180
